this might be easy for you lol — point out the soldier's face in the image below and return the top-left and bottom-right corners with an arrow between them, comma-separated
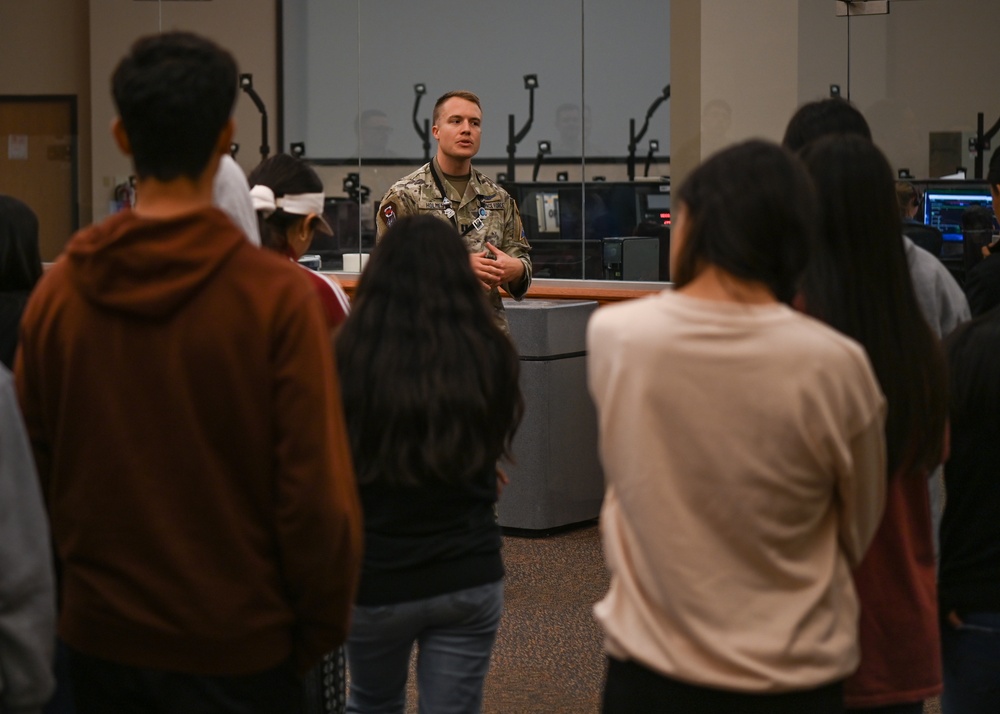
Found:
433,98 -> 482,162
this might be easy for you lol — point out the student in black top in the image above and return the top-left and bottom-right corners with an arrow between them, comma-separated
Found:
335,214 -> 523,713
940,307 -> 1000,713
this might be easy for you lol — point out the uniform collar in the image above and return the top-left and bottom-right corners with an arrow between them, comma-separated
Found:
431,157 -> 488,209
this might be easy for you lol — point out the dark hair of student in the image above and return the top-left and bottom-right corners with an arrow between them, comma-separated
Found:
0,196 -> 42,292
672,140 -> 818,304
0,195 -> 43,369
111,31 -> 238,182
781,98 -> 872,153
945,309 -> 1000,436
799,134 -> 947,476
247,153 -> 324,254
335,214 -> 523,487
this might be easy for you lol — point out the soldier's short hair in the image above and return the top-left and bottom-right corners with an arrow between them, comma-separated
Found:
433,91 -> 481,126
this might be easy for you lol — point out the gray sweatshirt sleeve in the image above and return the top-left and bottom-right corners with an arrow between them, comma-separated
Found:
0,366 -> 55,713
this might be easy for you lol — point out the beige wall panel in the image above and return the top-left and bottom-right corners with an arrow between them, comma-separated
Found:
88,0 -> 276,222
0,0 -> 92,228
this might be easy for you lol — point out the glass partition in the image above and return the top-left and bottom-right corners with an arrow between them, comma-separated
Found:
142,1 -> 998,284
356,0 -> 583,276
281,0 -> 673,281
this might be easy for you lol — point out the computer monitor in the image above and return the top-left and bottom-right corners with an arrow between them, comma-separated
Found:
922,184 -> 995,242
504,181 -> 671,280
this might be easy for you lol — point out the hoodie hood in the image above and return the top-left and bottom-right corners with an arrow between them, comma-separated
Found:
66,207 -> 244,319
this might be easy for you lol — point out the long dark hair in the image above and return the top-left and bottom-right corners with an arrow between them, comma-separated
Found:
0,195 -> 42,369
673,140 -> 818,303
799,134 -> 947,475
247,153 -> 323,254
335,214 -> 523,487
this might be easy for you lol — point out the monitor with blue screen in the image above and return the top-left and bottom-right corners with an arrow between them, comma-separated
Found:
923,185 -> 995,242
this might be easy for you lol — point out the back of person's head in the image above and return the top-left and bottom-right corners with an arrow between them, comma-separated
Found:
963,205 -> 995,234
781,98 -> 872,153
672,139 -> 818,304
247,153 -> 326,254
963,205 -> 996,252
336,214 -> 523,487
895,181 -> 921,220
799,133 -> 947,475
0,195 -> 42,292
112,31 -> 237,182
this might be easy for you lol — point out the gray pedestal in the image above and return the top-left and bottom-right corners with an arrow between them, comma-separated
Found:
498,299 -> 605,531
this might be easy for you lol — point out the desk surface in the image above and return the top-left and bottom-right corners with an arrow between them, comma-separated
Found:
329,275 -> 667,306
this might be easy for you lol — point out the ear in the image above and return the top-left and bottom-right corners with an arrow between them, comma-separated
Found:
306,212 -> 331,239
302,213 -> 318,237
111,118 -> 132,156
431,123 -> 440,141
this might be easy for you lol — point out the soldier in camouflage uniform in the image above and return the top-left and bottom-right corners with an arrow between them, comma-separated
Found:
376,90 -> 531,332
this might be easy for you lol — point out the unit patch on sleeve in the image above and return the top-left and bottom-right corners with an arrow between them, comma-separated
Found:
381,202 -> 398,226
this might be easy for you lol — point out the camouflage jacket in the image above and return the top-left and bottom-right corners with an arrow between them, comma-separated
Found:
376,159 -> 532,331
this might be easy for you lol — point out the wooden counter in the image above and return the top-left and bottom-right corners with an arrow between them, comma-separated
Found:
328,275 -> 667,306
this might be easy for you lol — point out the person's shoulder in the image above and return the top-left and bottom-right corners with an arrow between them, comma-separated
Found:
784,312 -> 881,386
904,236 -> 965,295
904,235 -> 947,275
227,242 -> 312,294
963,256 -> 1000,315
786,310 -> 864,354
588,292 -> 667,337
385,163 -> 432,195
472,169 -> 509,199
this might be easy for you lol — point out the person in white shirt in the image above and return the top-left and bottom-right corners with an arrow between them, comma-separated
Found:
589,140 -> 887,714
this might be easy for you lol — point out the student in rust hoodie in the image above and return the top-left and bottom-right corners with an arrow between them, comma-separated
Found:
14,32 -> 362,714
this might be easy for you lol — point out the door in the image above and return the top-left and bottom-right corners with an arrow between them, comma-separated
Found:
0,96 -> 78,261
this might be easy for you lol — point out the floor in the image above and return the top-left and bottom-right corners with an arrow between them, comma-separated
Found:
399,523 -> 942,713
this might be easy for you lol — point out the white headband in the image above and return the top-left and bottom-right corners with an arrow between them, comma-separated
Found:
250,184 -> 326,217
